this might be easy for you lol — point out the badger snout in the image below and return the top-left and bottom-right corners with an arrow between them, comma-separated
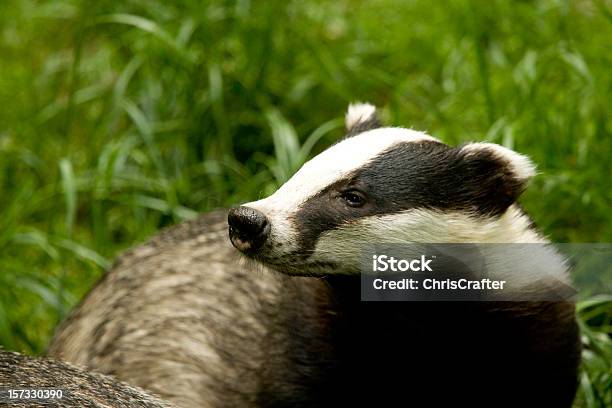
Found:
228,206 -> 270,254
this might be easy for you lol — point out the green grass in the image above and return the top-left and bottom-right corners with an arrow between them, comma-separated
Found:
0,0 -> 610,406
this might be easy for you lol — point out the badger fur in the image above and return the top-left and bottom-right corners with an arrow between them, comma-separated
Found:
0,349 -> 176,407
49,104 -> 580,407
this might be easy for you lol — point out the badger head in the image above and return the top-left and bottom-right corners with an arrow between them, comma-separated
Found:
228,103 -> 543,276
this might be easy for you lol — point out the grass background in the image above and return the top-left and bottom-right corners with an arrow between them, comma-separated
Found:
0,0 -> 610,405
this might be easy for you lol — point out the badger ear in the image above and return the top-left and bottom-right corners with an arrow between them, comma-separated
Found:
457,142 -> 537,214
345,102 -> 382,136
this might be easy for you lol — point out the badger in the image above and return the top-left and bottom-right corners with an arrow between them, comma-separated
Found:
0,349 -> 176,407
49,104 -> 580,408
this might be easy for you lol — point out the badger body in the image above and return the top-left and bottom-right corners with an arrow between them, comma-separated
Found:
0,349 -> 176,407
49,104 -> 580,407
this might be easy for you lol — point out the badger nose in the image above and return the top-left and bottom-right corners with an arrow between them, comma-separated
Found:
228,206 -> 270,253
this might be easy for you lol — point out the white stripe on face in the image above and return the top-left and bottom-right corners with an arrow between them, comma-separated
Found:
246,127 -> 439,213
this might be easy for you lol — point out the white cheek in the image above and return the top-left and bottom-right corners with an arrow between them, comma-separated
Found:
312,210 -> 463,264
315,206 -> 547,253
311,208 -> 569,289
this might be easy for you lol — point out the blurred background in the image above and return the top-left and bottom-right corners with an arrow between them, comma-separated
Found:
0,0 -> 610,405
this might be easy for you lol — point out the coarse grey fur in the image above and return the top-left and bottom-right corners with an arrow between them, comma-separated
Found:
0,349 -> 176,407
49,211 -> 326,408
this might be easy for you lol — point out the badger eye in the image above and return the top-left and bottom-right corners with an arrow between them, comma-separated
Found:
341,191 -> 366,208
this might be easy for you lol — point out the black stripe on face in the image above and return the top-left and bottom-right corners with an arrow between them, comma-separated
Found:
290,141 -> 527,254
